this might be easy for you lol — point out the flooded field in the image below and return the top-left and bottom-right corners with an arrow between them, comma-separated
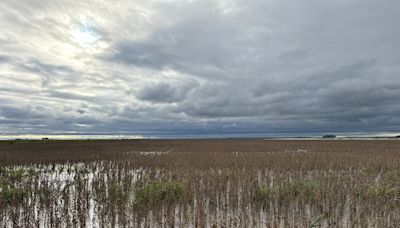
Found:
1,139 -> 400,227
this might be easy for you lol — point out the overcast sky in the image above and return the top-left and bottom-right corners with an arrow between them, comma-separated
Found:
1,0 -> 400,137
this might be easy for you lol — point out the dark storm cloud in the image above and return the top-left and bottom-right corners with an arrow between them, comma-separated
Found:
18,59 -> 79,86
0,105 -> 32,119
0,55 -> 12,64
135,80 -> 198,103
111,41 -> 169,70
1,0 -> 400,136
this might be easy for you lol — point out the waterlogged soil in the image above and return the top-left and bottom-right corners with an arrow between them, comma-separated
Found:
1,139 -> 400,227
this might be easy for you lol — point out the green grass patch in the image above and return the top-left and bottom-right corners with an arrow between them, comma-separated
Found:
367,184 -> 398,199
133,180 -> 187,208
253,179 -> 318,202
0,185 -> 28,203
0,167 -> 39,204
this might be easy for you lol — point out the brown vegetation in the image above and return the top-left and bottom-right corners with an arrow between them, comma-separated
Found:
1,139 -> 400,227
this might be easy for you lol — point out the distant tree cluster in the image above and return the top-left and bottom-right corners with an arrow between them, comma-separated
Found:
322,135 -> 336,138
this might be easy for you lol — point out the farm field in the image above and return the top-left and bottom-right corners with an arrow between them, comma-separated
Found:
1,139 -> 400,227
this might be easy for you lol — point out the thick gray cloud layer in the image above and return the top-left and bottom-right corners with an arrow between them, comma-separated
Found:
1,0 -> 400,136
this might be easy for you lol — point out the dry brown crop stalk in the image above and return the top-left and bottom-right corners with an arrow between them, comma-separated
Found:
0,139 -> 400,226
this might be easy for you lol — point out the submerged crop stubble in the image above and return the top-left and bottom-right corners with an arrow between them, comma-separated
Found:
0,139 -> 400,227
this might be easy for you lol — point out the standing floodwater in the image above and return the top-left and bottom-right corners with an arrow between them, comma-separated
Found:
1,139 -> 400,227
